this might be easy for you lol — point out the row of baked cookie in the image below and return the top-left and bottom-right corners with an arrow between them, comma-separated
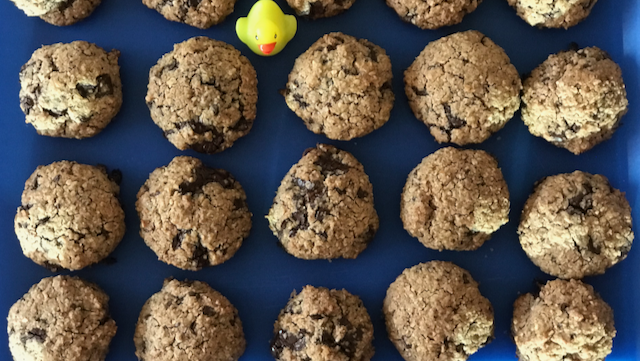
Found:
7,261 -> 617,361
14,144 -> 634,279
8,0 -> 601,30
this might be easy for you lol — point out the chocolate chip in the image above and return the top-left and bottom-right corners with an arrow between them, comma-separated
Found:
179,166 -> 234,195
45,109 -> 68,118
618,244 -> 631,261
567,186 -> 593,215
99,314 -> 112,325
42,261 -> 60,272
18,204 -> 33,212
585,236 -> 601,255
172,230 -> 187,250
568,42 -> 580,51
356,188 -> 368,199
365,43 -> 378,62
443,104 -> 466,129
188,0 -> 201,7
293,93 -> 309,109
380,81 -> 392,92
192,242 -> 210,269
360,226 -> 376,244
270,330 -> 306,358
288,209 -> 309,236
315,207 -> 328,222
108,169 -> 123,185
37,217 -> 50,226
326,44 -> 337,51
52,175 -> 61,183
310,314 -> 324,320
76,74 -> 114,99
307,1 -> 325,19
20,96 -> 34,114
233,198 -> 247,210
55,0 -> 76,12
21,328 -> 46,344
462,273 -> 470,284
411,86 -> 428,96
314,151 -> 349,175
229,116 -> 251,132
202,306 -> 215,316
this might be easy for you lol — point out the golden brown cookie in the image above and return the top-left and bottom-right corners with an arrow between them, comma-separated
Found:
506,0 -> 598,28
136,156 -> 251,271
142,0 -> 237,29
267,144 -> 379,260
521,46 -> 628,154
401,147 -> 510,251
10,0 -> 102,25
518,171 -> 633,279
286,0 -> 356,19
386,0 -> 482,29
405,30 -> 521,145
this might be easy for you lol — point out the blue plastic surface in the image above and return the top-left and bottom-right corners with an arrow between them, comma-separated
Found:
0,0 -> 639,360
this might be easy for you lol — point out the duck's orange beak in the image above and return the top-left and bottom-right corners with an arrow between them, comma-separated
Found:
259,42 -> 277,55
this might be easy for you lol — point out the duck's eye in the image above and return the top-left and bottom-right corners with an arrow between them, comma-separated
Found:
255,35 -> 259,40
274,34 -> 277,39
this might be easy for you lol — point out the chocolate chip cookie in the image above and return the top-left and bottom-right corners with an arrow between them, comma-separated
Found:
19,41 -> 122,138
285,0 -> 356,19
10,0 -> 102,25
134,279 -> 245,361
14,161 -> 125,271
267,144 -> 379,260
384,261 -> 494,361
143,0 -> 237,28
282,32 -> 394,141
506,0 -> 598,28
521,46 -> 628,154
136,156 -> 251,271
7,275 -> 117,361
512,279 -> 615,361
146,36 -> 258,153
518,171 -> 633,279
405,30 -> 522,145
386,0 -> 482,29
270,285 -> 374,361
401,147 -> 510,251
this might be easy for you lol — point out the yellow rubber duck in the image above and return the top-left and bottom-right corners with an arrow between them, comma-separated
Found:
236,0 -> 297,56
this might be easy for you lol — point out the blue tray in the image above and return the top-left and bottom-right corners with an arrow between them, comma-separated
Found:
1,0 -> 639,359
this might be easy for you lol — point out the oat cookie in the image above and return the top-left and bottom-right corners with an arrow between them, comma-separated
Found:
14,161 -> 125,271
10,0 -> 101,24
512,279 -> 615,361
506,0 -> 598,29
521,46 -> 628,154
386,0 -> 482,29
143,0 -> 237,28
7,275 -> 117,361
518,171 -> 633,279
282,32 -> 394,141
286,0 -> 356,19
401,147 -> 510,251
405,30 -> 521,145
270,285 -> 374,361
19,41 -> 122,138
136,156 -> 251,271
146,36 -> 258,153
384,261 -> 494,361
267,144 -> 378,260
134,279 -> 245,361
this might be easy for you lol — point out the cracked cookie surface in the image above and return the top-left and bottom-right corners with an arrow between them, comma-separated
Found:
506,0 -> 598,28
142,0 -> 237,28
134,279 -> 245,361
384,261 -> 494,361
282,32 -> 394,141
267,144 -> 378,260
401,147 -> 509,251
270,285 -> 374,361
136,156 -> 251,271
10,0 -> 101,24
386,0 -> 482,29
285,0 -> 356,19
7,275 -> 117,361
518,171 -> 633,279
405,30 -> 521,145
146,36 -> 258,153
19,41 -> 122,138
14,161 -> 125,271
521,46 -> 628,154
512,279 -> 615,361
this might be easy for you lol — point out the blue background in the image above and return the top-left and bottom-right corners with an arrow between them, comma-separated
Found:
0,0 -> 639,359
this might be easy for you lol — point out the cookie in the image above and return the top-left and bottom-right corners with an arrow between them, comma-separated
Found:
512,279 -> 615,361
521,46 -> 628,154
386,0 -> 482,29
134,279 -> 246,361
405,30 -> 522,145
384,261 -> 494,361
10,0 -> 101,24
286,0 -> 356,19
136,156 -> 251,271
506,0 -> 598,29
7,275 -> 117,361
518,171 -> 633,279
146,36 -> 258,153
401,147 -> 510,251
282,32 -> 394,141
267,144 -> 379,260
39,0 -> 102,26
270,285 -> 374,361
19,41 -> 122,138
14,161 -> 125,271
142,0 -> 237,29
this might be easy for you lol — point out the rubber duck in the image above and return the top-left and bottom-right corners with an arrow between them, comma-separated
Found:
236,0 -> 297,56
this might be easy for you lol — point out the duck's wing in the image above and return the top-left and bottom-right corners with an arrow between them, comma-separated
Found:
284,14 -> 297,43
236,17 -> 250,45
